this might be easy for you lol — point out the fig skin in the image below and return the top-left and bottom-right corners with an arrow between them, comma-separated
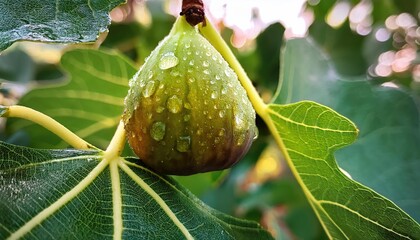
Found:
123,16 -> 257,175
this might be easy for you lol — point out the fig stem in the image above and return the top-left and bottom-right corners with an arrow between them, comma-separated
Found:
198,18 -> 268,118
104,120 -> 126,160
1,105 -> 96,150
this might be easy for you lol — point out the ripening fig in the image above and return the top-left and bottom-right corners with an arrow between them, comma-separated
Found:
123,16 -> 257,175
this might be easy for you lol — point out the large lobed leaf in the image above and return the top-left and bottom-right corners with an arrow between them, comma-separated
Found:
266,38 -> 420,238
0,0 -> 125,51
0,141 -> 272,239
266,101 -> 420,239
7,49 -> 135,149
273,38 -> 420,221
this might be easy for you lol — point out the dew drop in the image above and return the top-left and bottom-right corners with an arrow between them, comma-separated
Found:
147,70 -> 154,79
187,51 -> 192,55
146,113 -> 152,120
184,102 -> 192,109
221,87 -> 228,95
211,91 -> 218,99
219,128 -> 226,136
197,128 -> 203,135
203,69 -> 210,75
150,121 -> 166,141
156,106 -> 165,113
159,52 -> 179,70
215,75 -> 221,80
167,95 -> 183,113
188,77 -> 195,83
224,69 -> 231,77
143,80 -> 157,97
139,79 -> 146,87
234,114 -> 245,130
218,110 -> 225,118
206,51 -> 211,57
189,60 -> 195,66
176,136 -> 191,152
236,134 -> 246,146
202,61 -> 209,67
185,42 -> 191,49
253,127 -> 259,140
170,70 -> 180,77
183,114 -> 191,122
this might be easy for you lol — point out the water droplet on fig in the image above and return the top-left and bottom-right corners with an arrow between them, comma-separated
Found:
156,106 -> 165,113
170,70 -> 180,77
150,121 -> 166,141
218,110 -> 225,118
159,52 -> 179,70
143,80 -> 157,97
203,69 -> 210,75
176,136 -> 191,152
236,133 -> 246,146
211,92 -> 218,99
147,70 -> 154,79
219,128 -> 226,136
253,127 -> 259,140
234,114 -> 245,130
203,61 -> 209,67
184,102 -> 192,109
167,95 -> 183,113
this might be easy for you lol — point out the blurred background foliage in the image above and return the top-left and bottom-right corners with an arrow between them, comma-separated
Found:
0,0 -> 419,239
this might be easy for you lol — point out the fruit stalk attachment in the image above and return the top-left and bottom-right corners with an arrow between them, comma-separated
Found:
180,0 -> 206,26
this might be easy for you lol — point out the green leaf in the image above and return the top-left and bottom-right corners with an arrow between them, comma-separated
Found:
7,49 -> 135,149
266,101 -> 420,239
0,0 -> 125,51
0,141 -> 272,239
273,38 -> 420,222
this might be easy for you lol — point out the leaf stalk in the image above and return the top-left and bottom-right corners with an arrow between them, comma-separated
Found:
1,105 -> 96,150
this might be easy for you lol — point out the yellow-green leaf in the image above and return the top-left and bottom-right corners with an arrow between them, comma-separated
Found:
266,101 -> 420,239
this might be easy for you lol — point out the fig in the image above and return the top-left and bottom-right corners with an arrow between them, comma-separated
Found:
123,16 -> 257,175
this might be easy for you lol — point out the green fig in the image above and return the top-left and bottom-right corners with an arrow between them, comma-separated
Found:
123,16 -> 257,175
